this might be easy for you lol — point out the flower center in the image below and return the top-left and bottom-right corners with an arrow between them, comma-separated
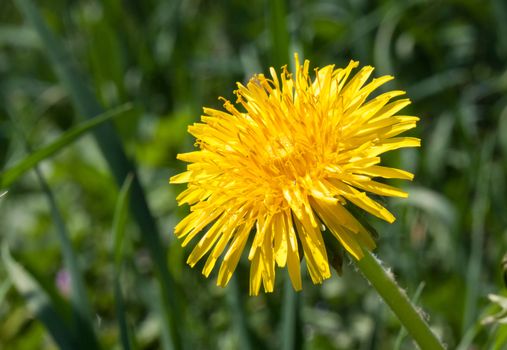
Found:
265,136 -> 300,177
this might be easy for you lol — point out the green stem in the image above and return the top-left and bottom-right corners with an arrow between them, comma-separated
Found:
355,250 -> 445,350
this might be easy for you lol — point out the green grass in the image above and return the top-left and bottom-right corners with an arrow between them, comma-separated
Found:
1,0 -> 507,349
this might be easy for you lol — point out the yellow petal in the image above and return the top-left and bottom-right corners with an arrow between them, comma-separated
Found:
260,227 -> 275,293
170,170 -> 193,184
293,214 -> 330,284
186,210 -> 239,267
325,179 -> 396,223
352,166 -> 414,180
285,212 -> 302,290
249,250 -> 263,296
370,99 -> 412,122
248,212 -> 273,260
368,137 -> 421,156
310,197 -> 371,259
176,208 -> 223,244
348,179 -> 408,198
273,212 -> 288,267
202,209 -> 247,277
217,219 -> 254,287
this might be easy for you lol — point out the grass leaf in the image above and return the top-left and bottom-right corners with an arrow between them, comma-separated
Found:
0,103 -> 132,190
112,174 -> 134,268
227,276 -> 254,350
268,0 -> 290,69
281,275 -> 301,350
111,174 -> 137,350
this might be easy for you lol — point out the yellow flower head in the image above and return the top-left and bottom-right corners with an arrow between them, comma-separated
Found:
171,54 -> 420,295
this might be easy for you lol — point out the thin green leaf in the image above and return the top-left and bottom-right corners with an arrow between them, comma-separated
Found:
463,139 -> 494,333
281,274 -> 302,350
33,168 -> 102,349
114,278 -> 137,350
1,245 -> 78,350
227,276 -> 254,350
112,174 -> 134,269
268,0 -> 290,69
492,325 -> 507,350
111,174 -> 137,350
0,103 -> 132,190
456,323 -> 482,350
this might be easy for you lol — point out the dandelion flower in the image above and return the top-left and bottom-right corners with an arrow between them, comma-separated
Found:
171,54 -> 420,295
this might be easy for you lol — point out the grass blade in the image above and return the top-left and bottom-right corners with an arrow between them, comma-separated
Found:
112,174 -> 134,268
114,278 -> 137,350
268,0 -> 290,69
0,103 -> 132,190
491,325 -> 507,350
281,275 -> 301,350
456,322 -> 481,350
14,1 -> 182,348
111,174 -> 137,350
2,245 -> 78,350
34,163 -> 102,349
463,139 -> 494,333
227,276 -> 254,350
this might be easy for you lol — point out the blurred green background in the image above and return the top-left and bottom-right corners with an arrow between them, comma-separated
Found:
1,0 -> 507,349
